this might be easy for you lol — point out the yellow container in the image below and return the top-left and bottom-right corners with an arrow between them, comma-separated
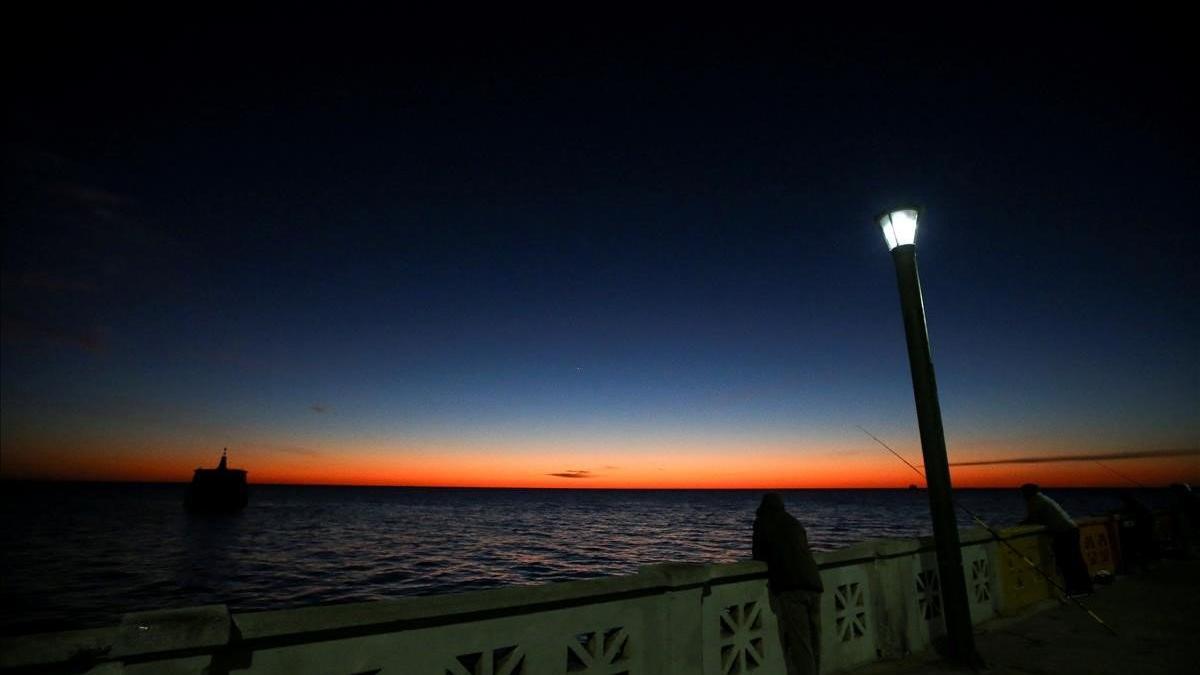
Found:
995,527 -> 1057,612
1078,517 -> 1117,577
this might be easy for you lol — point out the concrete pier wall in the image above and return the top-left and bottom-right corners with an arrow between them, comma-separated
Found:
1,518 -> 1129,675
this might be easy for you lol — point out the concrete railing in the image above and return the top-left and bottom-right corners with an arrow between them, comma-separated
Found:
0,520 -> 1132,675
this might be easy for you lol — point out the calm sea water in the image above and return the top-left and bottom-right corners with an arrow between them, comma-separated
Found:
0,483 -> 1147,636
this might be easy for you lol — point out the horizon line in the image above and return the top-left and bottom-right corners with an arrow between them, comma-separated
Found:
0,477 -> 1186,491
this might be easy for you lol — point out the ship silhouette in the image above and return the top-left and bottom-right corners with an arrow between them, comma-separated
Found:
185,448 -> 248,512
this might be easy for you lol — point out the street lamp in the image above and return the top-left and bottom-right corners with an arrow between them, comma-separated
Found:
879,207 -> 981,666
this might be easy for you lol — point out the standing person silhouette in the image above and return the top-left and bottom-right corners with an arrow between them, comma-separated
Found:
1019,483 -> 1093,595
1117,490 -> 1158,571
753,493 -> 824,675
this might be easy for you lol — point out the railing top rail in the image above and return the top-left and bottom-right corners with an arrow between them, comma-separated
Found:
0,626 -> 115,671
235,559 -> 769,643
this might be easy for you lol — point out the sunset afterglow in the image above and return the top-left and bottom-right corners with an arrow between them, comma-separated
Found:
3,13 -> 1196,491
2,430 -> 1195,488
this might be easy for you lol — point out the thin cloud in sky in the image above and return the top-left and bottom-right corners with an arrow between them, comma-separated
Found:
949,448 -> 1199,467
547,469 -> 592,479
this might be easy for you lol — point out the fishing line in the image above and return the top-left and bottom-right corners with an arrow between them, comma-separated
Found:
855,425 -> 1118,636
1094,460 -> 1149,490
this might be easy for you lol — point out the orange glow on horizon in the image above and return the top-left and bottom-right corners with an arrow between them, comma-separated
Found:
2,437 -> 1196,489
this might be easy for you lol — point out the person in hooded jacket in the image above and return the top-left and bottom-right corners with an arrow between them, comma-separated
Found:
1019,483 -> 1093,595
1117,490 -> 1158,571
752,493 -> 824,675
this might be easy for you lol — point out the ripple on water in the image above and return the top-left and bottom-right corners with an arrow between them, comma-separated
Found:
2,484 -> 1136,635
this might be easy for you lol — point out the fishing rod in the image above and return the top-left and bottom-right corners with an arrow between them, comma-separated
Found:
855,425 -> 1118,636
1094,460 -> 1150,490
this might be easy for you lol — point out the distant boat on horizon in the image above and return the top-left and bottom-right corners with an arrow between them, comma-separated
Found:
185,448 -> 248,512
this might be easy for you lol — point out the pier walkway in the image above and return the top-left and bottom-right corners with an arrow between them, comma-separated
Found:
856,559 -> 1200,675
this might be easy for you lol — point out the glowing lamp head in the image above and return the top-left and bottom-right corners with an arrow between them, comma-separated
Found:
879,208 -> 919,250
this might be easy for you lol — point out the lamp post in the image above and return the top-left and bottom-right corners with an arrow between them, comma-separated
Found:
879,208 -> 981,666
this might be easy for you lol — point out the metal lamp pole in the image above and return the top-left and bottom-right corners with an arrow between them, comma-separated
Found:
879,208 -> 981,666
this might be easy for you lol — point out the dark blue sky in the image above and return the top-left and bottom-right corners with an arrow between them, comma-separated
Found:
3,9 -> 1197,485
